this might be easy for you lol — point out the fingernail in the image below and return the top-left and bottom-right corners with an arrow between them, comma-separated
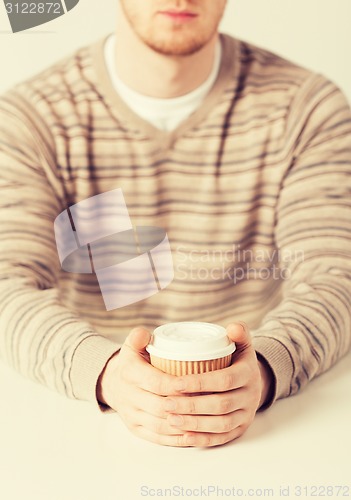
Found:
186,434 -> 195,446
169,415 -> 183,427
175,378 -> 186,392
165,399 -> 176,412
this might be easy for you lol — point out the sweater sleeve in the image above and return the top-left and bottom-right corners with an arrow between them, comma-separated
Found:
0,92 -> 121,409
252,75 -> 351,405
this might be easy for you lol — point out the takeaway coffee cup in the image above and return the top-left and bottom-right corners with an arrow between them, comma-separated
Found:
146,322 -> 236,376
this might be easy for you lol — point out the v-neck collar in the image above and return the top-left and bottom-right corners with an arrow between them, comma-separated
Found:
90,33 -> 240,149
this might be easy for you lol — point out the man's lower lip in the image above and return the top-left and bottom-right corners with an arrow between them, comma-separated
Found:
158,12 -> 198,22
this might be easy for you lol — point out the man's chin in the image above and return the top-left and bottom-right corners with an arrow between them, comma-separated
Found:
144,38 -> 208,57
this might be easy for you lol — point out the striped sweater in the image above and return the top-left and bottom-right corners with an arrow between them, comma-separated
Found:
0,33 -> 350,409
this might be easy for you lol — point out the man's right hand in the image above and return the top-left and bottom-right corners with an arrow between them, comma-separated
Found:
96,327 -> 191,446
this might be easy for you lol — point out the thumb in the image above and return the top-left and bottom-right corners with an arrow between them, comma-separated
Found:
124,327 -> 151,354
226,322 -> 252,351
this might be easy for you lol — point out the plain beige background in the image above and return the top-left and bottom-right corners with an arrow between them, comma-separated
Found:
0,0 -> 350,101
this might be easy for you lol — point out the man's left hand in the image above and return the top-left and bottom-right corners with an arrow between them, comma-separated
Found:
164,322 -> 272,447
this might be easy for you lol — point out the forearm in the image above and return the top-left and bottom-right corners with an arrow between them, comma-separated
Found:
251,264 -> 351,405
0,280 -> 120,405
251,76 -> 351,404
0,95 -> 120,408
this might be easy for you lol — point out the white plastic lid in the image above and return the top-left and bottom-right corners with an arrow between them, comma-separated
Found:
146,322 -> 236,361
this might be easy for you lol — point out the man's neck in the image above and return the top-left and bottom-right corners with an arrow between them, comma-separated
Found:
114,5 -> 219,99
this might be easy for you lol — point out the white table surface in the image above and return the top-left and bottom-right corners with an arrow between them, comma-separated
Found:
0,351 -> 350,500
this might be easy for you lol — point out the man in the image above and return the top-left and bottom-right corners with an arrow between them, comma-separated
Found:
0,0 -> 350,447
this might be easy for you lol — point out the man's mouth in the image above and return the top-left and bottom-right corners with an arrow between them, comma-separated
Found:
157,9 -> 199,22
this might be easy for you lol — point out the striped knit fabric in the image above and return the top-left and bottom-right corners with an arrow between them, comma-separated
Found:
0,33 -> 350,409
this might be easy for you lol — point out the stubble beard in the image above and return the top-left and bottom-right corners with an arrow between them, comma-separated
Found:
121,3 -> 218,57
139,24 -> 219,56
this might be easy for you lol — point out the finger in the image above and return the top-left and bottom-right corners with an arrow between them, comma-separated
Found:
173,362 -> 251,394
121,327 -> 184,396
226,322 -> 252,350
120,353 -> 180,396
167,409 -> 245,433
122,388 -> 246,418
133,425 -> 246,447
122,388 -> 177,418
117,404 -> 185,436
140,412 -> 185,436
124,327 -> 152,354
184,426 -> 246,447
163,389 -> 247,416
132,427 -> 192,447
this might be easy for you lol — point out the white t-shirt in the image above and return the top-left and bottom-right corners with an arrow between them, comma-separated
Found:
104,34 -> 222,131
